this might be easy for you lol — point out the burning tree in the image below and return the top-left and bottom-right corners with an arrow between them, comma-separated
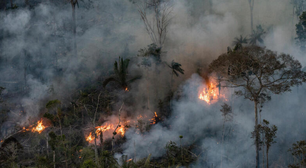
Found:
209,46 -> 306,168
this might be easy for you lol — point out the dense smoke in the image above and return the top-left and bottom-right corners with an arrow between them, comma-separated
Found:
0,0 -> 305,167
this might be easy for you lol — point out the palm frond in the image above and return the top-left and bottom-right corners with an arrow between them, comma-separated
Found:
249,25 -> 266,45
233,35 -> 248,46
103,77 -> 121,88
173,70 -> 179,77
127,75 -> 142,84
171,60 -> 184,76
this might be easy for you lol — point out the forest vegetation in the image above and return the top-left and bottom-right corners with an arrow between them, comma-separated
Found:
1,0 -> 306,168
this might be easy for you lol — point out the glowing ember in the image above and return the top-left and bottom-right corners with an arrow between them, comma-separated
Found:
127,158 -> 133,162
199,79 -> 226,104
150,112 -> 160,125
125,87 -> 129,91
31,119 -> 46,134
86,132 -> 94,142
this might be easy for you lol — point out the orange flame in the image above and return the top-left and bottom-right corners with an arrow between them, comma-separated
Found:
86,123 -> 126,143
127,158 -> 133,162
86,132 -> 94,142
150,112 -> 159,125
31,119 -> 46,134
117,126 -> 125,136
85,113 -> 163,143
199,79 -> 226,104
125,87 -> 129,92
95,125 -> 111,134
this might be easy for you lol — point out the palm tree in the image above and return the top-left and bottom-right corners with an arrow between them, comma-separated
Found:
249,25 -> 266,45
167,60 -> 184,77
68,0 -> 79,57
232,35 -> 248,46
103,57 -> 141,90
248,0 -> 255,31
166,60 -> 184,91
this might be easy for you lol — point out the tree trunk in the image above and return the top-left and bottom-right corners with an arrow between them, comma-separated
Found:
262,141 -> 265,168
57,112 -> 62,137
255,101 -> 260,168
10,0 -> 13,8
93,92 -> 101,166
250,7 -> 253,32
72,3 -> 77,58
46,135 -> 49,157
65,149 -> 68,168
53,150 -> 55,168
221,122 -> 225,168
248,0 -> 254,32
260,111 -> 264,168
100,131 -> 103,153
266,148 -> 269,168
94,133 -> 99,166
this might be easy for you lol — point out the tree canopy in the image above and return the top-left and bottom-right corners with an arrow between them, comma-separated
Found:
209,46 -> 306,103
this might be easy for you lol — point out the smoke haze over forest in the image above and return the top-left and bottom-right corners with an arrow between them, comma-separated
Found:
1,0 -> 306,167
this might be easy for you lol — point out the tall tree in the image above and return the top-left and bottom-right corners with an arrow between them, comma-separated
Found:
136,0 -> 173,48
68,0 -> 79,57
261,120 -> 277,168
209,46 -> 306,168
103,57 -> 141,90
296,11 -> 306,50
289,140 -> 306,168
254,119 -> 277,168
248,0 -> 255,32
220,103 -> 233,168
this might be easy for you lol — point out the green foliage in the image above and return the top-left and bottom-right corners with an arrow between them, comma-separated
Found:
63,115 -> 71,126
164,141 -> 196,167
46,99 -> 61,110
43,113 -> 54,121
81,147 -> 95,161
81,159 -> 97,168
261,119 -> 277,150
100,150 -> 118,167
289,140 -> 306,167
48,132 -> 66,151
36,156 -> 51,168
